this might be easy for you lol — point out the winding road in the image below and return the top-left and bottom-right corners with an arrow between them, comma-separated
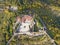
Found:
7,16 -> 56,45
39,17 -> 56,45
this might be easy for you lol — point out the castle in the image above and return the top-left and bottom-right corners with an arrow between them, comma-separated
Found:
14,15 -> 35,33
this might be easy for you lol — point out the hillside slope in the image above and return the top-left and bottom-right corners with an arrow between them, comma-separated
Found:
0,0 -> 60,45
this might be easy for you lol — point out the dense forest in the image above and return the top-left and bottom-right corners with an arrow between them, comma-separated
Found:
0,0 -> 60,45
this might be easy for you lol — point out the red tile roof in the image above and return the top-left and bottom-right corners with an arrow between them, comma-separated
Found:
16,16 -> 21,22
22,15 -> 32,22
16,15 -> 33,22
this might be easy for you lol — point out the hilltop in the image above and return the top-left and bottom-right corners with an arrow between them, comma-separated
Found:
0,0 -> 60,45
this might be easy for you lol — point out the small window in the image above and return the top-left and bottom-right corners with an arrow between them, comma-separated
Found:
24,26 -> 26,28
29,25 -> 30,28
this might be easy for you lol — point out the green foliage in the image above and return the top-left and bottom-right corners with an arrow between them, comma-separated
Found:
0,0 -> 60,45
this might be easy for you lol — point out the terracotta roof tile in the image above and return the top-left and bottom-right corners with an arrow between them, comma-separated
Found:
16,15 -> 33,22
22,15 -> 32,22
